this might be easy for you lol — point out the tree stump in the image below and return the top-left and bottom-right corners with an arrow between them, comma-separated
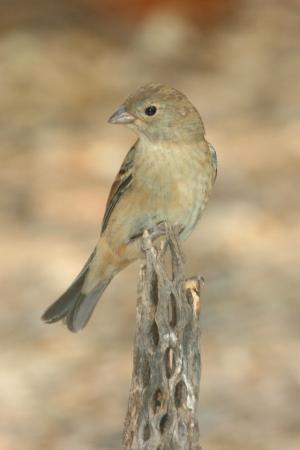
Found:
122,225 -> 203,450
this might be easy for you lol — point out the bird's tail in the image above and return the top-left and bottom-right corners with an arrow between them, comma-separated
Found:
41,251 -> 112,332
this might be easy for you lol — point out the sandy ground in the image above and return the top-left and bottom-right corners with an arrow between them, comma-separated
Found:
0,1 -> 299,449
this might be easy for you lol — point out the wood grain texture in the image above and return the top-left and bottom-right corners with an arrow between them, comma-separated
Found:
122,224 -> 203,450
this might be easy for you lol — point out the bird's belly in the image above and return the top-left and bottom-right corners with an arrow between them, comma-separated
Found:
133,170 -> 210,240
168,175 -> 210,239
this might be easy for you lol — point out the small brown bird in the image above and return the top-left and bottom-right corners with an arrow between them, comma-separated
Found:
42,83 -> 217,332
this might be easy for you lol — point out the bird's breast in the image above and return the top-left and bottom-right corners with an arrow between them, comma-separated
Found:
132,141 -> 213,237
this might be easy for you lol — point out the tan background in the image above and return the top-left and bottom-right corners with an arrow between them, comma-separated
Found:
0,0 -> 299,449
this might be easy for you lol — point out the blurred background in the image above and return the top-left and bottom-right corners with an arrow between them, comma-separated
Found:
1,0 -> 299,449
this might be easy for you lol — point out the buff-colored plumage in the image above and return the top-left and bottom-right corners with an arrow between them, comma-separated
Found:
42,83 -> 217,332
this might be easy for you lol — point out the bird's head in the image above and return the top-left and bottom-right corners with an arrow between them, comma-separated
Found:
108,83 -> 205,143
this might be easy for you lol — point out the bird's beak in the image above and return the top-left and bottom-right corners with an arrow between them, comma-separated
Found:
108,105 -> 135,124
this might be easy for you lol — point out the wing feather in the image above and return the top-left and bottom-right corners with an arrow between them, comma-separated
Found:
101,143 -> 136,234
208,142 -> 218,183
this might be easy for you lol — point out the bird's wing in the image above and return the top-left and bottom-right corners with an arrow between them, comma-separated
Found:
208,142 -> 218,183
101,143 -> 136,234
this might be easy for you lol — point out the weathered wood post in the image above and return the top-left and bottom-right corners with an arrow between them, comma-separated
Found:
122,224 -> 203,450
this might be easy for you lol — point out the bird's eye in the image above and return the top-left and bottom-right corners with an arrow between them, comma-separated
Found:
145,105 -> 157,116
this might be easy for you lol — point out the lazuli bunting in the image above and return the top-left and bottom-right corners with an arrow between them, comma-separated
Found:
42,83 -> 217,332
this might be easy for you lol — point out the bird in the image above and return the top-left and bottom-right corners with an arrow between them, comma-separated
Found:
42,83 -> 217,332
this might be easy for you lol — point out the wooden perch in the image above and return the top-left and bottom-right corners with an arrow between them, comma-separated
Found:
122,224 -> 203,450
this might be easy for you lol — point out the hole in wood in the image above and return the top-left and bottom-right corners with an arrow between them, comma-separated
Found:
186,289 -> 193,308
142,359 -> 151,387
165,347 -> 176,378
175,380 -> 187,408
143,423 -> 150,441
169,292 -> 177,327
152,388 -> 163,414
159,413 -> 169,434
150,270 -> 159,306
150,321 -> 159,346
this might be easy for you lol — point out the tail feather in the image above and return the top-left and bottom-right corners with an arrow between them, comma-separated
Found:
42,273 -> 86,324
64,278 -> 111,332
41,248 -> 111,332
